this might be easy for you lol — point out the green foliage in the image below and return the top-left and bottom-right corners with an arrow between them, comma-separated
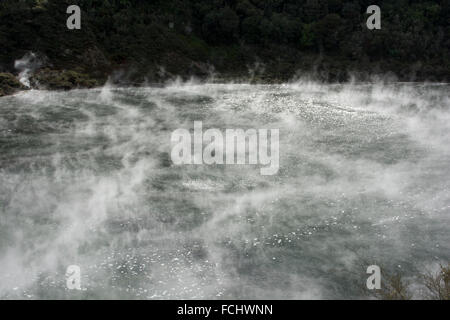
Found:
315,13 -> 344,50
202,7 -> 239,43
301,23 -> 316,48
0,0 -> 448,83
30,69 -> 100,90
0,73 -> 25,96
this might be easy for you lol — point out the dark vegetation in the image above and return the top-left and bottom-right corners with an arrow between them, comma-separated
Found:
372,264 -> 450,300
0,72 -> 25,96
0,0 -> 449,93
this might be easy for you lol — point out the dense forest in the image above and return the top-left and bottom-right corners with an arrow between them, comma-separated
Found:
0,0 -> 449,91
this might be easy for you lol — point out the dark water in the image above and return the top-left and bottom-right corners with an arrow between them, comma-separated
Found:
0,82 -> 449,299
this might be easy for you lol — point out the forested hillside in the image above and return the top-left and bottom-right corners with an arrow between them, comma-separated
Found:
0,0 -> 449,86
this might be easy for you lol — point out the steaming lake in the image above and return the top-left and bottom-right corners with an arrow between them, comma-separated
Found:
0,82 -> 449,299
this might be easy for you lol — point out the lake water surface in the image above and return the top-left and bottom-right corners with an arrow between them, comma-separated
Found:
0,82 -> 449,299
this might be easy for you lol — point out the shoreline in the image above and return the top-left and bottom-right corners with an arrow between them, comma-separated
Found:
1,71 -> 449,98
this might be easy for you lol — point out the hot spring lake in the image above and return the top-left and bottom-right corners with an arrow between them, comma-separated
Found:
0,82 -> 449,299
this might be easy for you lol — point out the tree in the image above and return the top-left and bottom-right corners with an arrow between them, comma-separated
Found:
315,13 -> 344,51
202,7 -> 239,43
